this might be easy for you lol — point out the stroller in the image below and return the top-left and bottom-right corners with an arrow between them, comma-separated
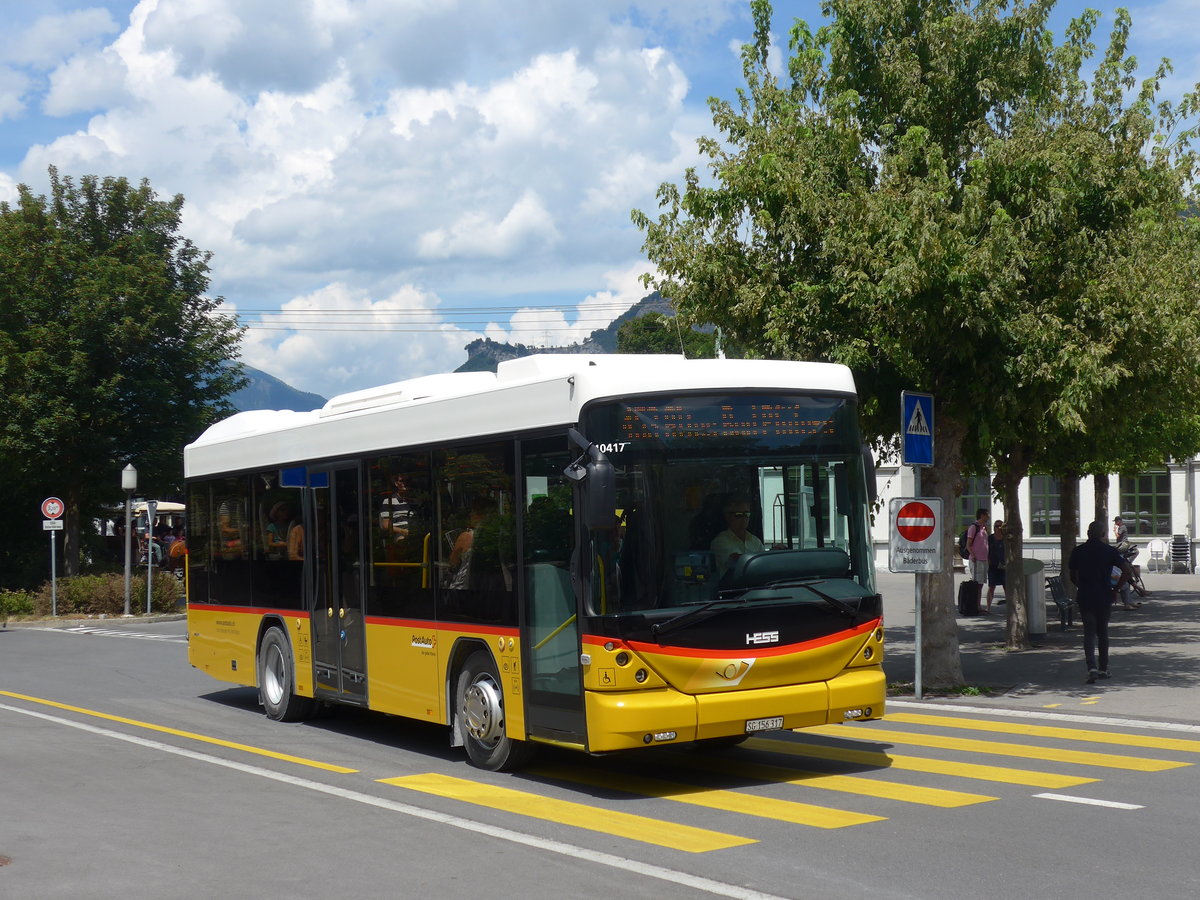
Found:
1114,540 -> 1150,607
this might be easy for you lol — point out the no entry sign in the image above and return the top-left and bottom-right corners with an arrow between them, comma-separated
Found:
889,497 -> 943,573
896,501 -> 936,542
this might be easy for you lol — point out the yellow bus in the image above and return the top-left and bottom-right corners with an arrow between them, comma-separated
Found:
184,354 -> 884,770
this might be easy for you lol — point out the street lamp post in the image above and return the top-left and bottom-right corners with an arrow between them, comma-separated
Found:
122,464 -> 137,617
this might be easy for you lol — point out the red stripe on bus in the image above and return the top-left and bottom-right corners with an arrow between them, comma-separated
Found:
582,617 -> 881,660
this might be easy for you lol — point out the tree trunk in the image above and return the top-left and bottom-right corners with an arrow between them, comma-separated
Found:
1059,470 -> 1079,600
912,413 -> 967,688
996,449 -> 1032,651
1093,473 -> 1110,526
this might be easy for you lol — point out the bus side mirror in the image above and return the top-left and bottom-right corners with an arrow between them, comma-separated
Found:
584,458 -> 616,531
564,428 -> 617,530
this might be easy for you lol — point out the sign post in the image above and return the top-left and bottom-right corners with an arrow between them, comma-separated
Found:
899,390 -> 936,700
41,497 -> 65,616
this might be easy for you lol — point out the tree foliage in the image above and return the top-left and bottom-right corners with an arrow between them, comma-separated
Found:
635,0 -> 1200,681
616,311 -> 717,357
0,167 -> 244,583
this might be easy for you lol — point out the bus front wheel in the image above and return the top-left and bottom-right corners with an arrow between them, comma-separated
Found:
456,650 -> 532,771
258,627 -> 314,722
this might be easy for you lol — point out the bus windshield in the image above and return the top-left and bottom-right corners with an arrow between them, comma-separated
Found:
583,393 -> 876,618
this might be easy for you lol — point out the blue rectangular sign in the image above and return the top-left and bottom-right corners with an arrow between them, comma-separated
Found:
901,392 -> 934,467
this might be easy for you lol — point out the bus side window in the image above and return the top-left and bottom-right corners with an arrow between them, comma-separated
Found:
210,475 -> 252,607
368,453 -> 434,620
187,482 -> 212,604
436,443 -> 515,624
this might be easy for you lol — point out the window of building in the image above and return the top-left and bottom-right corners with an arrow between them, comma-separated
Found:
1028,475 -> 1061,537
959,476 -> 991,530
1119,470 -> 1171,536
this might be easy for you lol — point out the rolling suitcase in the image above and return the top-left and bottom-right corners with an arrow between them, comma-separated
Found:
957,580 -> 981,616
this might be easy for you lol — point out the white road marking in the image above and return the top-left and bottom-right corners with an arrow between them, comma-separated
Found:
20,626 -> 186,643
1033,793 -> 1144,810
887,700 -> 1200,734
0,701 -> 783,900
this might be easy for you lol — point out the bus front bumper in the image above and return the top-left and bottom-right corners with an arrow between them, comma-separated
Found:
583,668 -> 886,752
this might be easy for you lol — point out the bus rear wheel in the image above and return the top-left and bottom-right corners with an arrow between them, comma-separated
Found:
258,627 -> 314,722
456,650 -> 532,771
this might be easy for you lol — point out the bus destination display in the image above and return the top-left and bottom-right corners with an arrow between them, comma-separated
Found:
620,399 -> 838,442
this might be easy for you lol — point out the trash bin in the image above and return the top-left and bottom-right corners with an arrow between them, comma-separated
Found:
1023,557 -> 1046,637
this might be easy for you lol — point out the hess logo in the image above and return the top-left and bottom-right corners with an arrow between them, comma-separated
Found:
746,630 -> 780,646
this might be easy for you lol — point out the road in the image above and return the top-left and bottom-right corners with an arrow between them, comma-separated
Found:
2,619 -> 1198,899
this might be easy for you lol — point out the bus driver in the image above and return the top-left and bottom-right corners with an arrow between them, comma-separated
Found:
710,497 -> 765,575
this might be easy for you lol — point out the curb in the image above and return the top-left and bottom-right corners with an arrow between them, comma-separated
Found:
2,613 -> 186,630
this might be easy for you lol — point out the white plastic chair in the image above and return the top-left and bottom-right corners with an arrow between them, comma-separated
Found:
1146,538 -> 1168,573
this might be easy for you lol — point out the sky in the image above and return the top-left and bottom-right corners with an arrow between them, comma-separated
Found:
2,0 -> 1198,400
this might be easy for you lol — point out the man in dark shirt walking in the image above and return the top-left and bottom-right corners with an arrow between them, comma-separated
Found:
1069,521 -> 1135,684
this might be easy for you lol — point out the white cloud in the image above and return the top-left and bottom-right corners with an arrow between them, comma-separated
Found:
0,170 -> 17,204
6,0 -> 743,395
418,190 -> 560,260
483,260 -> 654,348
43,47 -> 129,116
1,8 -> 118,68
0,66 -> 30,121
237,282 -> 475,397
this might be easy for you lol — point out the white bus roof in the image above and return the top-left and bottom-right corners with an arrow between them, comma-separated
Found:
185,354 -> 857,479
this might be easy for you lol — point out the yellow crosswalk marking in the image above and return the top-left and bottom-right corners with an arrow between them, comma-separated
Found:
678,756 -> 994,807
744,737 -> 1098,789
528,764 -> 887,828
887,713 -> 1200,755
806,725 -> 1188,772
378,773 -> 756,852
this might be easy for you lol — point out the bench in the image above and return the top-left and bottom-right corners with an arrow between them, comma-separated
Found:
1046,575 -> 1074,631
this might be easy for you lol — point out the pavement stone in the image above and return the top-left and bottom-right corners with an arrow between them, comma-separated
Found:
878,569 -> 1200,725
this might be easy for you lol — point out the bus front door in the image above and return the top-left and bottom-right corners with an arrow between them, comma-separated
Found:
520,438 -> 586,747
310,464 -> 368,703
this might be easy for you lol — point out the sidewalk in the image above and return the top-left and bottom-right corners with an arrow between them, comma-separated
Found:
878,569 -> 1200,724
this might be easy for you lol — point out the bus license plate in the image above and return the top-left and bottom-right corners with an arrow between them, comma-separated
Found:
745,716 -> 784,733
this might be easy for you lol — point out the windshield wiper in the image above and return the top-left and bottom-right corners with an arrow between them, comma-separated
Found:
650,596 -> 750,640
763,578 -> 861,621
650,580 -> 865,640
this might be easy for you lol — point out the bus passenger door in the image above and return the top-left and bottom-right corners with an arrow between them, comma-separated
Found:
520,438 -> 586,747
310,464 -> 368,703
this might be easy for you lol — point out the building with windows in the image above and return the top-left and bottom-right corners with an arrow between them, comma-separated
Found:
874,460 -> 1197,573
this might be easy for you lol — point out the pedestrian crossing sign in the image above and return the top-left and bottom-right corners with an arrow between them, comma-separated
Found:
901,392 -> 934,466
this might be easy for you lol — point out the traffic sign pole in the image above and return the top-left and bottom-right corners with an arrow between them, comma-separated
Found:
914,471 -> 922,701
41,497 -> 65,617
50,529 -> 57,617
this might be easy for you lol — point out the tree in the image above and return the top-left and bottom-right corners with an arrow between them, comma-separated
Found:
616,311 -> 717,357
634,1 -> 1200,681
0,167 -> 244,583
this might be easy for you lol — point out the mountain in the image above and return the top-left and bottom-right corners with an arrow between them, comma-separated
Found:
456,292 -> 674,372
230,365 -> 327,412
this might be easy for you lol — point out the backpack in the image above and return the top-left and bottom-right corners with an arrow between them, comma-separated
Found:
958,527 -> 971,560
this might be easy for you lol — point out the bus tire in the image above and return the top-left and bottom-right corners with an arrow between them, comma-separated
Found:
456,650 -> 533,771
258,626 -> 314,722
